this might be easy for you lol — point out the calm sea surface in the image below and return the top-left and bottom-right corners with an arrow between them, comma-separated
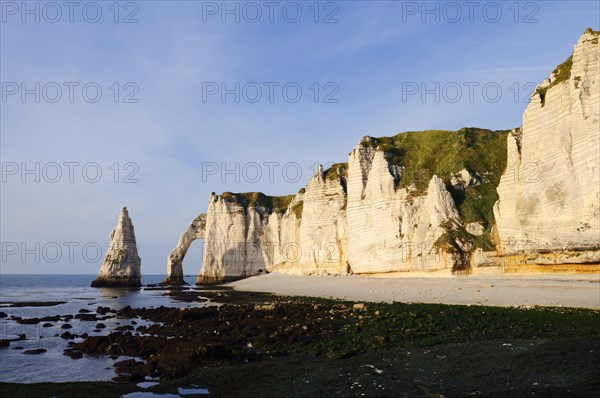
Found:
0,274 -> 203,383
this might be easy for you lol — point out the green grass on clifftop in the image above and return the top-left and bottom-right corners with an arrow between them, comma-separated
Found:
221,191 -> 295,213
324,162 -> 348,180
363,128 -> 508,192
364,128 -> 508,226
291,201 -> 304,219
536,53 -> 574,106
535,29 -> 599,106
363,128 -> 509,255
549,54 -> 573,89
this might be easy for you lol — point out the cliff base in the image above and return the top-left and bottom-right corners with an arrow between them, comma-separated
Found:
90,276 -> 141,288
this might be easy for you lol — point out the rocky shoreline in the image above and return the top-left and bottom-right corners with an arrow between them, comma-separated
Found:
1,287 -> 599,397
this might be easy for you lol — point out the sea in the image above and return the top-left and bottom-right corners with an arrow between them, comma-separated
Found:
0,274 -> 204,384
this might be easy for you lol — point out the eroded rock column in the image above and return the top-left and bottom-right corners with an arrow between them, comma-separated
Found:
91,207 -> 142,287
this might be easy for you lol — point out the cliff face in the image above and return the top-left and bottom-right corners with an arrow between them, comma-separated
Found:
92,207 -> 142,287
164,30 -> 600,284
167,128 -> 509,283
494,29 -> 600,267
195,194 -> 263,284
278,164 -> 348,275
346,140 -> 461,274
191,167 -> 349,284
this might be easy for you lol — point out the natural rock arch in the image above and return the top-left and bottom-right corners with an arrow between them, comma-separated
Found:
162,213 -> 206,285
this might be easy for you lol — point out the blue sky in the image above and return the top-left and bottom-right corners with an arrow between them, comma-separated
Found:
1,0 -> 598,275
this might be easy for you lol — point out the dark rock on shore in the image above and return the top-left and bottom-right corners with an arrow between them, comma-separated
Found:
11,334 -> 26,341
96,306 -> 112,315
91,277 -> 142,288
60,332 -> 78,340
163,290 -> 208,303
61,288 -> 600,388
114,359 -> 147,381
76,313 -> 99,321
0,301 -> 66,307
17,318 -> 40,325
116,305 -> 137,318
71,296 -> 364,380
63,348 -> 83,359
157,339 -> 234,379
16,315 -> 61,325
115,325 -> 134,331
23,348 -> 46,355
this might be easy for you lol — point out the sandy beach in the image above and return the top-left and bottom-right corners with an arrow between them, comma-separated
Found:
228,272 -> 600,309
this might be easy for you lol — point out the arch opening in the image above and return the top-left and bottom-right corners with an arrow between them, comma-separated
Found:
182,239 -> 204,280
162,213 -> 206,285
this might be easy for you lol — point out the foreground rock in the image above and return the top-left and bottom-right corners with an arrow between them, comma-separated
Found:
91,207 -> 142,288
67,290 -> 600,383
23,348 -> 47,355
5,336 -> 600,397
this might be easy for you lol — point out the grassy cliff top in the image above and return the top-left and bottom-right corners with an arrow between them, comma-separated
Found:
363,127 -> 509,191
324,162 -> 348,180
219,128 -> 509,229
535,28 -> 599,106
536,53 -> 574,106
548,29 -> 599,88
363,127 -> 510,242
549,54 -> 573,89
220,191 -> 295,213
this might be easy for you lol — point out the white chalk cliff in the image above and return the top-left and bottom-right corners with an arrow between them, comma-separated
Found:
494,29 -> 600,267
164,29 -> 600,284
346,140 -> 462,274
92,207 -> 142,287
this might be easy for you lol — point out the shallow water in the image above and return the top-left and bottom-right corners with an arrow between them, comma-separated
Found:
178,387 -> 209,395
0,274 -> 205,383
122,393 -> 181,398
121,386 -> 210,398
